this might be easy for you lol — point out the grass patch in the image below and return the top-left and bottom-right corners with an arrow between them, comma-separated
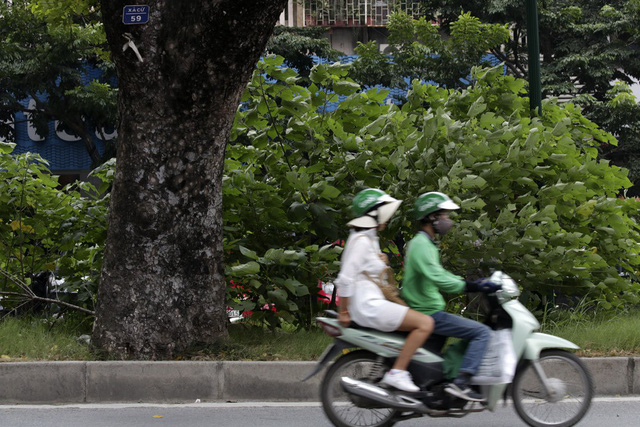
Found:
2,311 -> 639,361
0,317 -> 93,361
542,311 -> 640,357
180,323 -> 333,361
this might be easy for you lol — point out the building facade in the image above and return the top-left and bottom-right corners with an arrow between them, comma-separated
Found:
278,0 -> 425,54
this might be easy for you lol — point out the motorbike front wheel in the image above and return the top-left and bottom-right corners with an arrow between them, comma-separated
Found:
320,350 -> 397,427
512,349 -> 594,427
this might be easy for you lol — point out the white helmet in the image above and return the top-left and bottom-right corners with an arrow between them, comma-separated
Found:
347,188 -> 402,228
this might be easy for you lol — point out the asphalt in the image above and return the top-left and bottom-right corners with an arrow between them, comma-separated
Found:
0,357 -> 637,404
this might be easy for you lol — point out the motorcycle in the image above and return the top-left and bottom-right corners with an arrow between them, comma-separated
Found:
304,271 -> 594,427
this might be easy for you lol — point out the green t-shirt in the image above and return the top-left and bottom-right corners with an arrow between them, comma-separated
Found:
401,232 -> 465,315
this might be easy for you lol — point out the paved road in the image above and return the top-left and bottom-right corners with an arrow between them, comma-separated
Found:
1,397 -> 638,427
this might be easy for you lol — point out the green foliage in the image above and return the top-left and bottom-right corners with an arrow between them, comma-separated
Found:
30,0 -> 100,27
266,26 -> 341,79
538,1 -> 640,98
418,0 -> 640,194
400,66 -> 640,309
349,11 -> 510,89
5,48 -> 639,328
0,0 -> 115,166
534,0 -> 640,193
225,56 -> 350,328
575,83 -> 640,185
0,142 -> 112,316
351,41 -> 394,87
226,57 -> 640,330
65,80 -> 118,128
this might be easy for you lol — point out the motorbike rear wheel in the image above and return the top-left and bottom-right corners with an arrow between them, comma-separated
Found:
512,349 -> 594,427
321,350 -> 397,427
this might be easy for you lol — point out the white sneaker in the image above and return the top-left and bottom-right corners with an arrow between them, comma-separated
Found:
380,369 -> 420,392
444,382 -> 486,402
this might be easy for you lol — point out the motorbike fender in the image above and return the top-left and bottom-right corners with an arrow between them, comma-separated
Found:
301,339 -> 351,382
523,333 -> 579,360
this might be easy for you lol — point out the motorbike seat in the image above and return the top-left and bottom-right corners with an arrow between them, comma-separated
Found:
348,321 -> 447,356
321,311 -> 446,355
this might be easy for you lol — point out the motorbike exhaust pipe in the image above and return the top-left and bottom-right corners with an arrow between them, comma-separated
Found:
340,377 -> 430,413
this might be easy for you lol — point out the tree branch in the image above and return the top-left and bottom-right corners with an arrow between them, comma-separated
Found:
490,48 -> 526,78
0,291 -> 95,316
0,261 -> 34,296
14,94 -> 102,166
63,117 -> 102,167
0,269 -> 95,316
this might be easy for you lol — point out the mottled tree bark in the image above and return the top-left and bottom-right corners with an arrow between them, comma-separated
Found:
94,0 -> 287,359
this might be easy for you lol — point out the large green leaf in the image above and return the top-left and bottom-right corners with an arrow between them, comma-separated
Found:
0,142 -> 16,154
230,261 -> 260,276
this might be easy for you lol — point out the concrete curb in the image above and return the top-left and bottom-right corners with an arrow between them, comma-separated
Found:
0,357 -> 637,404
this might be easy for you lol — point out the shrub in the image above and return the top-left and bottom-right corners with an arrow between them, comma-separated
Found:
0,142 -> 111,317
225,57 -> 640,329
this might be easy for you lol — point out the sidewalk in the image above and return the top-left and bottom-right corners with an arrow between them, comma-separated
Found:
0,357 -> 637,404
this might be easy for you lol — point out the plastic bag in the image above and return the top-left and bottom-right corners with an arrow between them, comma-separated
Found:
470,329 -> 517,385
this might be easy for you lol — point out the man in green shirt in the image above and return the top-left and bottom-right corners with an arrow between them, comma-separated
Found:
401,192 -> 501,402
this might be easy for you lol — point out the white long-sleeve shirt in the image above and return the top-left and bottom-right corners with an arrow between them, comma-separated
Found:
334,228 -> 408,332
335,228 -> 386,298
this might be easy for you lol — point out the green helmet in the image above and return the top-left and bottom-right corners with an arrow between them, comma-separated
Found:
348,188 -> 402,228
413,192 -> 460,221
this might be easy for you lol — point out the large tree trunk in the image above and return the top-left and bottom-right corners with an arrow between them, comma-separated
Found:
94,0 -> 288,359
